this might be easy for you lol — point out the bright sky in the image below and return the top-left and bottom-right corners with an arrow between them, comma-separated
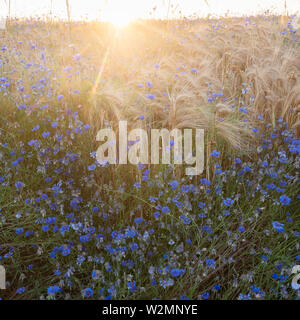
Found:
0,0 -> 300,24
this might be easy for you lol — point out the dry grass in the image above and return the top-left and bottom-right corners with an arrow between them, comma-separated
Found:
2,15 -> 300,150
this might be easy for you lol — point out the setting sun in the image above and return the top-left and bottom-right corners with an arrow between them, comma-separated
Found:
104,11 -> 135,27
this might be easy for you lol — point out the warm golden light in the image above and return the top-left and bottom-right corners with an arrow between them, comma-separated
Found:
1,0 -> 300,22
104,12 -> 134,28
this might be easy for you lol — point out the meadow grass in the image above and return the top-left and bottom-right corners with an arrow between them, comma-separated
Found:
0,14 -> 299,300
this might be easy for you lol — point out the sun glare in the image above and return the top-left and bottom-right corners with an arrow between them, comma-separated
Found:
3,0 -> 300,22
105,13 -> 134,28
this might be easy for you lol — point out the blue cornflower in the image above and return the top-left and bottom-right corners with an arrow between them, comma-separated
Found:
198,202 -> 206,209
92,270 -> 99,279
234,158 -> 242,164
28,139 -> 39,148
73,53 -> 81,61
127,281 -> 137,293
154,211 -> 160,218
48,285 -> 62,295
77,255 -> 86,265
171,268 -> 185,277
202,292 -> 210,300
15,181 -> 24,189
180,215 -> 191,225
42,225 -> 50,232
88,164 -> 96,171
223,210 -> 230,216
16,287 -> 26,294
83,288 -> 93,298
146,81 -> 153,88
142,175 -> 148,181
161,206 -> 170,214
133,182 -> 141,188
272,221 -> 285,233
223,198 -> 234,207
258,114 -> 264,120
279,195 -> 291,206
42,131 -> 50,138
239,107 -> 248,114
210,150 -> 220,157
134,217 -> 143,224
16,228 -> 24,235
62,247 -> 71,256
169,180 -> 179,190
146,93 -> 156,100
261,161 -> 268,167
80,235 -> 91,243
180,185 -> 190,193
200,178 -> 211,185
206,259 -> 216,269
129,242 -> 139,251
92,206 -> 99,212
